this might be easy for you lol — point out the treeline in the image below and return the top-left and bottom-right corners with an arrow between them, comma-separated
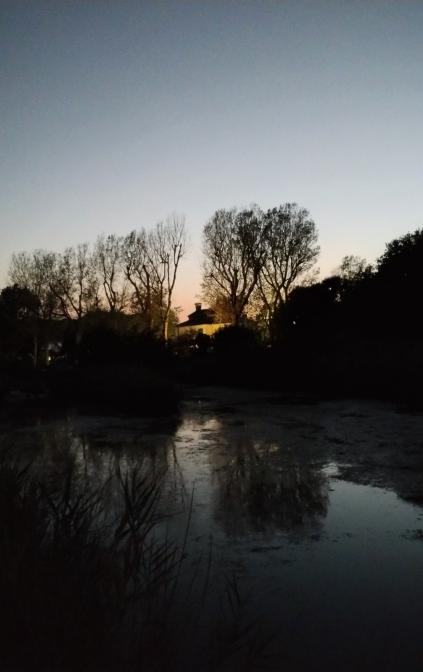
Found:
200,206 -> 423,347
186,221 -> 423,402
0,214 -> 186,410
1,202 -> 423,404
4,202 -> 320,335
0,201 -> 319,368
6,214 -> 186,340
281,228 -> 423,341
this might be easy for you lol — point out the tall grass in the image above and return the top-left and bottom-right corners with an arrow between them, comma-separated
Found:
0,453 -> 272,671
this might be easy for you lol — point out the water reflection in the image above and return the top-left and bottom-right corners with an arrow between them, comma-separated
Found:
0,416 -> 189,529
212,438 -> 328,535
1,409 -> 331,539
2,398 -> 423,671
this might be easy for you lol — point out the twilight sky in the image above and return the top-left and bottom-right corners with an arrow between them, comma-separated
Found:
1,0 -> 422,318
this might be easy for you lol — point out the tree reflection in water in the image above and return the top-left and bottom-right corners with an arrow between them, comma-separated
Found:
212,439 -> 328,536
0,417 -> 186,524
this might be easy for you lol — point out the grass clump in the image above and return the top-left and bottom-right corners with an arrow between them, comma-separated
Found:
0,454 -> 272,671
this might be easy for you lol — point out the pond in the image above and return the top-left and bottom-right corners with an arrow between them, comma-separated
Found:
2,387 -> 423,670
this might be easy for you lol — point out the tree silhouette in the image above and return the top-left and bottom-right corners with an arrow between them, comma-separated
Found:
202,206 -> 265,324
0,285 -> 41,365
376,228 -> 423,336
258,203 -> 319,328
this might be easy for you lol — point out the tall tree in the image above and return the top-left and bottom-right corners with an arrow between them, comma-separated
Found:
9,250 -> 57,319
10,246 -> 100,321
0,283 -> 43,366
377,228 -> 423,284
122,217 -> 186,338
257,203 -> 320,326
94,234 -> 127,312
151,215 -> 186,340
121,229 -> 157,330
376,228 -> 423,335
52,244 -> 100,319
202,206 -> 265,324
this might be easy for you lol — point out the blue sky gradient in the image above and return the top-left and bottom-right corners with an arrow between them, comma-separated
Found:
1,0 -> 422,316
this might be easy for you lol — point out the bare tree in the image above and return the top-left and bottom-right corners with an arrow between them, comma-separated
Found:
337,255 -> 372,282
257,203 -> 320,323
121,217 -> 186,338
52,244 -> 100,319
94,234 -> 127,312
151,215 -> 186,340
8,250 -> 60,366
9,250 -> 57,320
8,217 -> 185,338
202,206 -> 265,324
121,229 -> 157,330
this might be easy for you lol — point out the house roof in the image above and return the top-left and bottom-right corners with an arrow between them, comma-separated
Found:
178,303 -> 216,327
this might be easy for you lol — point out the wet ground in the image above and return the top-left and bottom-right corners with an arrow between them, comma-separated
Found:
2,386 -> 423,670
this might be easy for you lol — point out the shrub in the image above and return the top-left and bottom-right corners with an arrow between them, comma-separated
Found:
213,325 -> 260,357
47,362 -> 180,416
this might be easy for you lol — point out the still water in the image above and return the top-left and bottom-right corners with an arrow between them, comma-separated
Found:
3,389 -> 423,670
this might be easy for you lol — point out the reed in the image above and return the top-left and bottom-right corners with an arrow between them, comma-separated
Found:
0,454 -> 272,671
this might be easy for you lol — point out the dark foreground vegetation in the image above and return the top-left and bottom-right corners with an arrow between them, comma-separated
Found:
0,453 -> 271,671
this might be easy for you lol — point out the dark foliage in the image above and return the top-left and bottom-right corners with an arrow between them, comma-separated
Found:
376,228 -> 423,336
0,284 -> 40,319
213,325 -> 260,357
47,362 -> 180,416
60,310 -> 170,366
